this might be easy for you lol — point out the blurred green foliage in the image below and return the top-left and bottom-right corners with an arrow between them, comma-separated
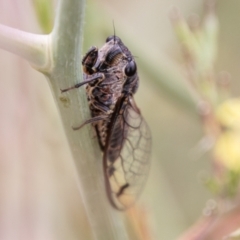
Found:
32,0 -> 53,33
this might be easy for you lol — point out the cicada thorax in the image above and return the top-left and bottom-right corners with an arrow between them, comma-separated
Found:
84,66 -> 127,150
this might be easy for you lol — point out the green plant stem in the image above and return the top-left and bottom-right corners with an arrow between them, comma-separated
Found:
0,24 -> 49,71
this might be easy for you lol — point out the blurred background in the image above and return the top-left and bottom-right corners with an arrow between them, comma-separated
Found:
0,0 -> 240,239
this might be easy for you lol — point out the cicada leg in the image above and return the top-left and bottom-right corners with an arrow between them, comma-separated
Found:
72,115 -> 108,130
60,73 -> 104,93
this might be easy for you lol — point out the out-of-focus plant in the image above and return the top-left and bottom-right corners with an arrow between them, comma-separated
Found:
225,228 -> 240,240
32,0 -> 54,33
171,0 -> 240,238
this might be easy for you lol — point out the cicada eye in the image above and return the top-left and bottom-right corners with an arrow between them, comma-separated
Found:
124,60 -> 137,77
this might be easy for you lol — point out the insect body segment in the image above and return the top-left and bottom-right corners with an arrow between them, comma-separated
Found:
61,35 -> 151,210
82,46 -> 98,75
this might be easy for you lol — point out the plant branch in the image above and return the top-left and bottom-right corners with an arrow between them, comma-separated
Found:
0,24 -> 50,71
178,204 -> 240,240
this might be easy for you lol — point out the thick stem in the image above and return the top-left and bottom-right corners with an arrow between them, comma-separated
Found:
178,204 -> 240,240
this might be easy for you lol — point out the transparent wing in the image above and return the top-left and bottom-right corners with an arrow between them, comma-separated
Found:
103,97 -> 151,210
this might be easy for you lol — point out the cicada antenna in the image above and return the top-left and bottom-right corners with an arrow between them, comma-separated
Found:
112,20 -> 116,44
111,21 -> 129,60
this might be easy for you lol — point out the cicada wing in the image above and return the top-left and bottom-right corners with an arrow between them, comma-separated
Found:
103,97 -> 151,210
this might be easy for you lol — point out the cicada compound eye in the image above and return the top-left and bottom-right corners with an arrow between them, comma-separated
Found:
124,60 -> 137,77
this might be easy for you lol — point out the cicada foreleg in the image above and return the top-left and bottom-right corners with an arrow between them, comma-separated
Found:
60,72 -> 107,131
60,73 -> 104,93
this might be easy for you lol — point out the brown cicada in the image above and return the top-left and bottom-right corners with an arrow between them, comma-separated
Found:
61,36 -> 151,210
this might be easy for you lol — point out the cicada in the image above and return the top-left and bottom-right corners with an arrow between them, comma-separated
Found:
61,36 -> 151,210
